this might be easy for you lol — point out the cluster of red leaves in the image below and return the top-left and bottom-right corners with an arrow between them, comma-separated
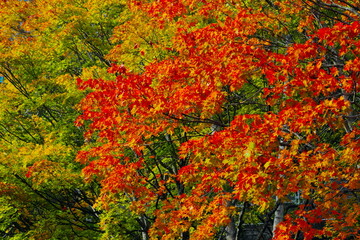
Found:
76,0 -> 360,239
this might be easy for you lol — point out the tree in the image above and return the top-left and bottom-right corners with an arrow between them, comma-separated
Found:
76,0 -> 360,239
1,0 -> 359,239
0,0 -> 125,238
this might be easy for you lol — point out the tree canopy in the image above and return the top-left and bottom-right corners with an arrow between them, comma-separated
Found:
0,0 -> 359,239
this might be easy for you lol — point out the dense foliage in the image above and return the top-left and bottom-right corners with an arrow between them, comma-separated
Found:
0,0 -> 359,239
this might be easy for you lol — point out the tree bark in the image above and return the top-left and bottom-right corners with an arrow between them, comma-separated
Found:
272,198 -> 284,237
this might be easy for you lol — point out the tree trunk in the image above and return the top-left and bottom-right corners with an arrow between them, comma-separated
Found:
225,218 -> 236,240
272,199 -> 284,237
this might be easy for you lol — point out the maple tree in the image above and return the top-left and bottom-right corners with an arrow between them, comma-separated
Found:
76,0 -> 360,239
1,0 -> 359,239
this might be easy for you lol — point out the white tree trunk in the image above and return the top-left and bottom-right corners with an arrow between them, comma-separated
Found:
272,199 -> 284,237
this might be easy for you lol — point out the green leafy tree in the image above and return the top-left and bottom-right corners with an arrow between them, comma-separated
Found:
0,0 -> 125,238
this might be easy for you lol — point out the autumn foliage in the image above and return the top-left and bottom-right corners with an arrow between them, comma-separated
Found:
1,0 -> 360,239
